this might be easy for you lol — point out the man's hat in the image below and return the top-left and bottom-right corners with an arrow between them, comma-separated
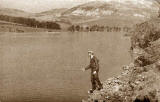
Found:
88,50 -> 94,54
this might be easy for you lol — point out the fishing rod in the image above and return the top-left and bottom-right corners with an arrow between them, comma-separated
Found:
64,69 -> 83,71
63,65 -> 84,71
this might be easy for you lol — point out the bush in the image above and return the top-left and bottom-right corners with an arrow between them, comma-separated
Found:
131,21 -> 160,49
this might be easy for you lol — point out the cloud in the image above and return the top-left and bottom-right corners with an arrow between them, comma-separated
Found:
0,0 -> 90,13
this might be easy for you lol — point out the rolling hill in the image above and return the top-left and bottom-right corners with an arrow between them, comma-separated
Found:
35,8 -> 67,17
0,0 -> 160,30
33,8 -> 67,21
0,8 -> 33,17
62,0 -> 159,18
60,0 -> 160,26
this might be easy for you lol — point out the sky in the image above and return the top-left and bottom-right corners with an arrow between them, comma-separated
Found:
0,0 -> 157,13
0,0 -> 93,13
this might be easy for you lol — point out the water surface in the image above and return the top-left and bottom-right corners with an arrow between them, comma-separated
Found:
0,32 -> 131,102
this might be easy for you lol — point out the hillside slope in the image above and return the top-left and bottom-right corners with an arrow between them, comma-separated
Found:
63,0 -> 159,18
33,8 -> 67,21
0,8 -> 32,17
61,0 -> 159,27
0,20 -> 56,32
84,18 -> 160,102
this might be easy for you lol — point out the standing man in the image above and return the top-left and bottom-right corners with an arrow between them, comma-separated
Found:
83,51 -> 103,93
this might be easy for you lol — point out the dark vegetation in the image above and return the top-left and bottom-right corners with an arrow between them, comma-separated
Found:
68,24 -> 131,32
131,21 -> 160,49
0,15 -> 61,30
134,96 -> 151,102
131,19 -> 160,67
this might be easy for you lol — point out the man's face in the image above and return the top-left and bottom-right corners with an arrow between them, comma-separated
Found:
88,53 -> 92,58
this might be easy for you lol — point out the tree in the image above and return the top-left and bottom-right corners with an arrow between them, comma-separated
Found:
68,25 -> 75,32
0,15 -> 61,30
75,25 -> 80,31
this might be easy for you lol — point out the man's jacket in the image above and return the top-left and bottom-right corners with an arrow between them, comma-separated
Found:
85,56 -> 99,73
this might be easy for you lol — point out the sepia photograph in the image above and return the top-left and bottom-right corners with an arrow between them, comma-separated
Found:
0,0 -> 160,102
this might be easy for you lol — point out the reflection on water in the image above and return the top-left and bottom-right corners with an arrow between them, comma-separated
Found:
0,32 -> 131,102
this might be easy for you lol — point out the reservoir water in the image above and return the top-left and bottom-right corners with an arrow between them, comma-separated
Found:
0,32 -> 131,102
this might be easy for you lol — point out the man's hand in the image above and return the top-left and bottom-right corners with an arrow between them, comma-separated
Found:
93,71 -> 96,75
82,68 -> 85,72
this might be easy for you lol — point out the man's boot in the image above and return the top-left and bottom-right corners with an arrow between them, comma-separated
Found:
98,83 -> 103,90
88,89 -> 93,94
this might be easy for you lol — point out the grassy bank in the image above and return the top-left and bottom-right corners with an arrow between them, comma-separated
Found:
0,20 -> 60,33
